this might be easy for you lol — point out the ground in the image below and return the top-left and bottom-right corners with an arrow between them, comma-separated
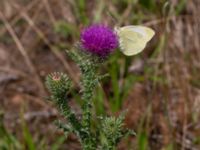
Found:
0,0 -> 200,150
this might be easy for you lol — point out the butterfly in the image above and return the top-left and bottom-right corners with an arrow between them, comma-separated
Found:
115,26 -> 155,56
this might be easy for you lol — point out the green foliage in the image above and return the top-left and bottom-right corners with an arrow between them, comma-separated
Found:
99,114 -> 134,150
69,0 -> 88,25
93,86 -> 105,115
139,0 -> 156,11
54,21 -> 79,39
46,72 -> 82,139
174,0 -> 187,15
0,112 -> 21,150
137,131 -> 148,150
97,53 -> 144,113
22,122 -> 36,150
164,143 -> 174,150
51,136 -> 66,150
0,112 -> 66,150
45,47 -> 133,149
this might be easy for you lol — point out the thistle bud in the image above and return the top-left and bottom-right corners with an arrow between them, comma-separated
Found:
46,72 -> 71,101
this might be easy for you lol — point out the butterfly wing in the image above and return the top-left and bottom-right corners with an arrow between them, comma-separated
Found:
118,26 -> 155,56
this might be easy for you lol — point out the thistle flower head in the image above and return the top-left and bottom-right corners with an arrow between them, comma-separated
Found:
80,24 -> 118,57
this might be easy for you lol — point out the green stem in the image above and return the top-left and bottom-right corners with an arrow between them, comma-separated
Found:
67,50 -> 99,149
81,61 -> 98,149
58,99 -> 82,138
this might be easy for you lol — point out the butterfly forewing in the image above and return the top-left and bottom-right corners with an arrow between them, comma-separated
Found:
118,25 -> 155,56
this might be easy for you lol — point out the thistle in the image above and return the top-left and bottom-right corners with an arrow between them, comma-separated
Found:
81,24 -> 118,57
45,24 -> 134,150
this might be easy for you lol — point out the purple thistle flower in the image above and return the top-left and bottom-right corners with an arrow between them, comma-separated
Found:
80,24 -> 118,57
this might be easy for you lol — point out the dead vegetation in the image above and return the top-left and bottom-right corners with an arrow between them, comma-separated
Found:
0,0 -> 200,149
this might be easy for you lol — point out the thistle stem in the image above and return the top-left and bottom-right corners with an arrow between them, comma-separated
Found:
80,60 -> 97,149
58,99 -> 82,135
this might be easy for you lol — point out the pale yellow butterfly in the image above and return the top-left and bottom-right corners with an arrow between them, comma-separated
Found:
115,26 -> 155,56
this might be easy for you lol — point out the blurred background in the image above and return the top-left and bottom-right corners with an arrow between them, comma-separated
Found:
0,0 -> 200,149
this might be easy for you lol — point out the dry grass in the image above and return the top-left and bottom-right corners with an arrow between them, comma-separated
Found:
0,0 -> 200,149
